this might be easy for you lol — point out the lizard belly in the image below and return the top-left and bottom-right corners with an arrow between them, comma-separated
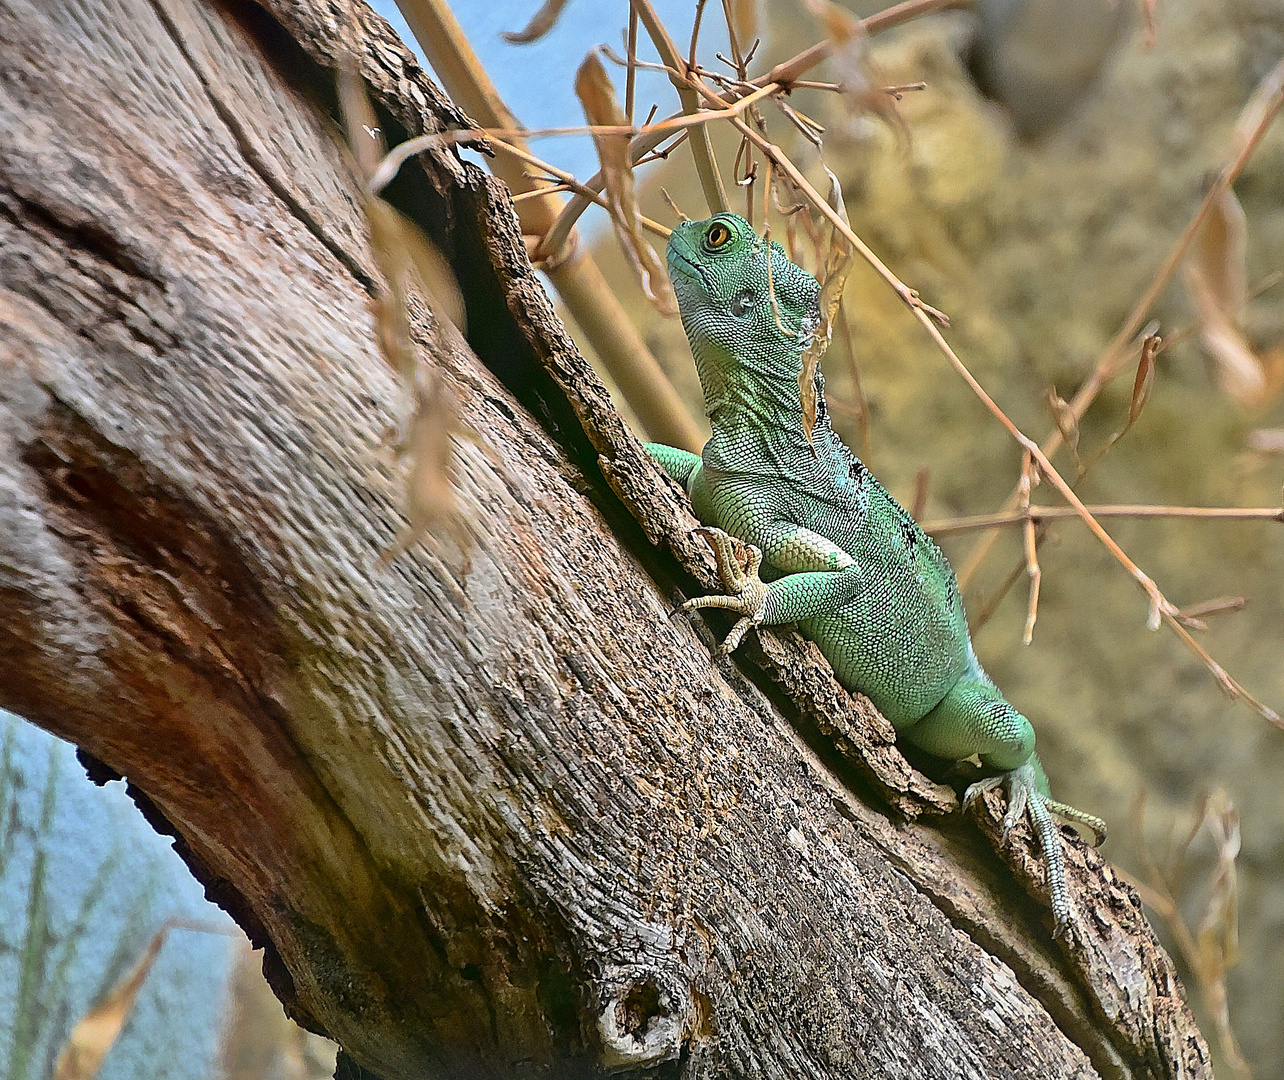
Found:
801,598 -> 969,730
701,462 -> 969,726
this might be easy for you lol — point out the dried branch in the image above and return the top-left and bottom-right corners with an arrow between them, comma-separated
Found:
511,183 -> 573,201
688,0 -> 708,75
718,109 -> 950,324
748,0 -> 960,89
486,135 -> 674,238
630,0 -> 728,213
391,0 -> 704,451
908,299 -> 1280,725
537,0 -> 958,263
803,0 -> 910,149
1176,595 -> 1248,630
1018,451 -> 1041,645
924,503 -> 1284,534
1045,388 -> 1082,477
955,56 -> 1284,589
719,0 -> 752,72
625,3 -> 638,121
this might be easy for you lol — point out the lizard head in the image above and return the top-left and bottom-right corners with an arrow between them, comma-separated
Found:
666,214 -> 821,414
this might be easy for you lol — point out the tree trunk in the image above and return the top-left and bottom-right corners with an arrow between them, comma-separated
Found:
0,0 -> 1211,1077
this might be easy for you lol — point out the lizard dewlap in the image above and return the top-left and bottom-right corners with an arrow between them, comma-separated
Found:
647,212 -> 1106,937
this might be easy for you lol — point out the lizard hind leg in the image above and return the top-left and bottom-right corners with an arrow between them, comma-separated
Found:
905,680 -> 1103,937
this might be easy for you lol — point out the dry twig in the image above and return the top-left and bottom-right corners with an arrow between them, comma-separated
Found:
924,503 -> 1284,534
1018,450 -> 1041,645
535,0 -> 957,262
1125,791 -> 1251,1080
956,56 -> 1284,592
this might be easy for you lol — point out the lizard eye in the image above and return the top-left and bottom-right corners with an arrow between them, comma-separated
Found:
730,288 -> 757,318
703,221 -> 732,251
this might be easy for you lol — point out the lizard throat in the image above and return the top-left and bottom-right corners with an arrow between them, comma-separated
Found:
690,336 -> 816,429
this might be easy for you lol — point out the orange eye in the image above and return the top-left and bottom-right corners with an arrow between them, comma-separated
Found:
703,222 -> 732,250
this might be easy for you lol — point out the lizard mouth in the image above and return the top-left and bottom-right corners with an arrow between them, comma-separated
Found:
666,246 -> 714,294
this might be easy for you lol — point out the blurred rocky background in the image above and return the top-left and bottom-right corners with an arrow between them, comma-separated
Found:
579,1 -> 1284,1076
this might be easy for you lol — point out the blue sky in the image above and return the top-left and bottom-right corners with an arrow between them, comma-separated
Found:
369,0 -> 728,197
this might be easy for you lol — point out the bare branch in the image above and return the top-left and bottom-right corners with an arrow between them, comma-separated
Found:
924,504 -> 1284,534
956,56 -> 1284,589
625,3 -> 638,121
1019,451 -> 1041,645
909,300 -> 1280,725
631,0 -> 728,213
539,0 -> 958,259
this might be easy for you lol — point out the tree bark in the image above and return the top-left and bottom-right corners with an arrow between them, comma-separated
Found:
0,0 -> 1210,1078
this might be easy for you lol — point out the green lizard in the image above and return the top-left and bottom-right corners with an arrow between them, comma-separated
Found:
646,212 -> 1106,936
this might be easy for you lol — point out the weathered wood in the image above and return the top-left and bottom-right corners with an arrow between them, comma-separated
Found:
0,0 -> 1209,1077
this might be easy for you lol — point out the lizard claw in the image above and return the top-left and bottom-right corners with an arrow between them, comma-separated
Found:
961,773 -> 1003,811
965,760 -> 1102,939
1000,781 -> 1029,841
963,772 -> 1035,844
682,527 -> 769,655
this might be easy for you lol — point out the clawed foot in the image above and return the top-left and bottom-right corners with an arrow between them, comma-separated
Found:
681,527 -> 770,655
963,761 -> 1107,938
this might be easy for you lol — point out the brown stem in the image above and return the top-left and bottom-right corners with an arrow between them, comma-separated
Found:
631,0 -> 728,213
955,55 -> 1284,589
1019,451 -> 1041,646
538,0 -> 960,260
907,305 -> 1280,726
925,504 -> 1284,534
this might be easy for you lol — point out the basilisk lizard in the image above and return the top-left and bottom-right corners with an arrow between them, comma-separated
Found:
646,213 -> 1106,936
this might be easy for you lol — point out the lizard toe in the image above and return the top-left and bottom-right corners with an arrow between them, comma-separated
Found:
968,761 -> 1075,936
718,616 -> 757,655
1000,781 -> 1029,841
961,774 -> 1003,811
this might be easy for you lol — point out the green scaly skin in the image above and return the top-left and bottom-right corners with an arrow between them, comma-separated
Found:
646,213 -> 1106,937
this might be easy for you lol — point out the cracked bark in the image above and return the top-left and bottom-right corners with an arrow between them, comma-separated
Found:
0,0 -> 1210,1078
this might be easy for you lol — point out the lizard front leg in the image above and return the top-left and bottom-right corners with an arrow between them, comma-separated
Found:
680,527 -> 769,654
682,524 -> 864,654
